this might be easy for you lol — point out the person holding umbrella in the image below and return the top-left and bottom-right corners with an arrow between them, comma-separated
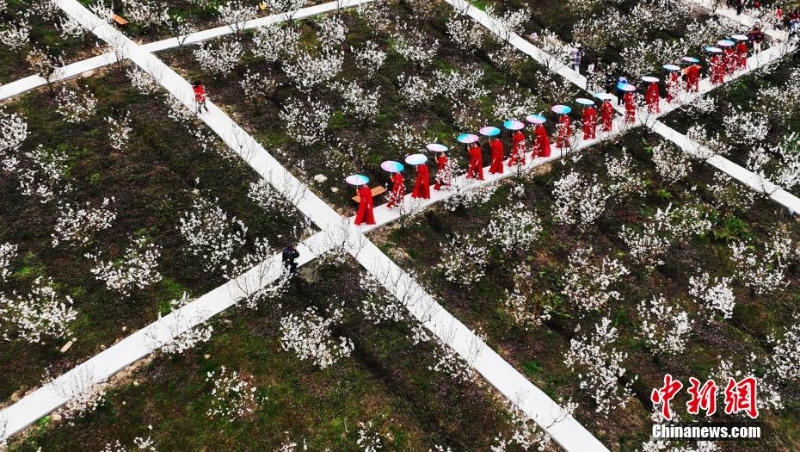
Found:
461,134 -> 484,180
525,115 -> 548,158
663,64 -> 681,103
618,83 -> 637,123
383,161 -> 405,209
643,76 -> 660,114
734,34 -> 749,70
429,144 -> 452,190
503,120 -> 525,166
682,57 -> 701,92
349,175 -> 375,225
577,98 -> 597,140
707,46 -> 725,85
407,154 -> 431,199
595,93 -> 614,133
552,105 -> 572,149
480,126 -> 504,174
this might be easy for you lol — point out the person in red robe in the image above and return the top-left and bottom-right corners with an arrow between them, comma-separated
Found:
193,81 -> 209,114
556,114 -> 571,149
723,46 -> 736,75
411,163 -> 430,199
386,171 -> 404,209
666,71 -> 680,103
533,123 -> 551,157
623,91 -> 636,123
508,130 -> 526,165
686,64 -> 700,92
354,185 -> 375,225
433,152 -> 451,190
600,99 -> 614,132
489,137 -> 504,174
710,54 -> 725,84
645,82 -> 660,114
467,143 -> 484,180
582,105 -> 597,140
736,40 -> 748,70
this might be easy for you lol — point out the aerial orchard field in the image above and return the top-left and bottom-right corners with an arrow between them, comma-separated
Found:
1,0 -> 799,450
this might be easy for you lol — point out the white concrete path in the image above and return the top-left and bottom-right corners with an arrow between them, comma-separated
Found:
463,0 -> 800,214
0,0 -> 375,102
2,1 -> 607,450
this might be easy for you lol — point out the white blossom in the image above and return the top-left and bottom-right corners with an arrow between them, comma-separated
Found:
638,295 -> 693,355
17,145 -> 72,203
353,41 -> 386,78
218,0 -> 255,34
87,237 -> 162,297
429,339 -> 475,383
356,421 -> 383,452
52,197 -> 116,247
0,242 -> 16,282
723,107 -> 769,146
652,143 -> 693,183
279,97 -> 331,146
56,86 -> 97,124
486,202 -> 542,253
709,356 -> 783,412
446,14 -> 485,51
562,247 -> 628,312
120,0 -> 169,28
491,87 -> 538,121
332,81 -> 380,121
106,112 -> 133,151
261,0 -> 305,18
279,303 -> 353,369
157,293 -> 214,355
0,20 -> 30,50
504,263 -> 552,329
317,15 -> 347,49
359,273 -> 407,325
391,23 -> 438,67
0,108 -> 28,155
432,66 -> 488,102
564,317 -> 633,415
767,317 -> 800,383
239,69 -> 278,106
178,197 -> 248,273
436,233 -> 489,285
553,170 -> 609,225
206,366 -> 259,422
729,239 -> 789,294
193,39 -> 243,76
685,125 -> 731,162
397,74 -> 432,107
56,14 -> 85,39
606,149 -> 645,198
283,49 -> 343,92
688,273 -> 735,320
126,67 -> 160,95
252,24 -> 299,63
0,276 -> 78,344
444,176 -> 498,212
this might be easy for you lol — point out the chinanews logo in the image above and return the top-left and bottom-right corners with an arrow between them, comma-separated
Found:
649,374 -> 763,441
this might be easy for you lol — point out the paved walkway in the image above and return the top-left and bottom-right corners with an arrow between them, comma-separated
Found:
0,0 -> 376,102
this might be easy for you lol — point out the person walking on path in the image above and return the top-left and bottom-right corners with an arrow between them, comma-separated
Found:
582,103 -> 597,140
533,122 -> 552,157
645,79 -> 660,114
433,151 -> 452,190
572,44 -> 585,74
467,142 -> 485,180
686,63 -> 700,92
556,113 -> 572,149
749,25 -> 765,53
386,171 -> 405,209
623,90 -> 636,123
736,39 -> 749,70
282,245 -> 299,275
193,81 -> 209,114
509,129 -> 526,166
489,137 -> 504,174
354,184 -> 376,225
411,162 -> 431,199
600,97 -> 614,132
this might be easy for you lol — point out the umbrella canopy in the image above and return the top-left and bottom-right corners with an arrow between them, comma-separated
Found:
663,64 -> 681,71
551,105 -> 572,115
594,92 -> 614,101
346,174 -> 369,186
503,119 -> 525,130
681,56 -> 700,63
576,97 -> 595,106
642,76 -> 660,83
732,34 -> 749,41
618,83 -> 637,92
381,160 -> 404,173
479,126 -> 501,136
405,153 -> 428,165
456,133 -> 479,144
705,46 -> 723,53
426,143 -> 449,152
525,114 -> 547,124
717,39 -> 735,47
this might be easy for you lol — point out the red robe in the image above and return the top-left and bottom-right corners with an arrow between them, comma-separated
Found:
623,92 -> 636,123
710,55 -> 725,84
666,72 -> 679,103
433,154 -> 451,190
467,144 -> 484,180
723,48 -> 735,75
411,164 -> 430,199
387,172 -> 404,209
582,107 -> 597,140
534,124 -> 551,157
489,138 -> 504,174
354,185 -> 375,225
736,42 -> 748,70
509,131 -> 526,165
645,82 -> 660,114
600,100 -> 614,132
193,85 -> 206,102
556,114 -> 571,149
686,65 -> 700,92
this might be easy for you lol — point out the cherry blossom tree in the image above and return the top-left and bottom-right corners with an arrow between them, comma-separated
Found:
552,170 -> 609,225
486,203 -> 542,254
279,303 -> 354,369
218,0 -> 255,35
56,86 -> 97,123
205,366 -> 259,422
179,197 -> 248,273
0,276 -> 78,344
436,233 -> 489,285
87,237 -> 162,297
688,273 -> 735,320
51,198 -> 116,247
562,247 -> 629,312
106,111 -> 132,151
638,295 -> 693,355
353,41 -> 386,78
193,39 -> 243,76
767,317 -> 800,383
0,242 -> 16,282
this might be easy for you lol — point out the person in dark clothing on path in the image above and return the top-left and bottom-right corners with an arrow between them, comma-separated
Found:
282,245 -> 299,275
